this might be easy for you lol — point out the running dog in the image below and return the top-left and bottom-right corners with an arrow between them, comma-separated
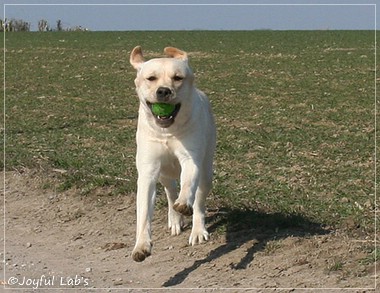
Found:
129,46 -> 216,262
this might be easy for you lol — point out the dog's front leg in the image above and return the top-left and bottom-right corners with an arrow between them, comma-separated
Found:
132,168 -> 158,262
173,158 -> 199,217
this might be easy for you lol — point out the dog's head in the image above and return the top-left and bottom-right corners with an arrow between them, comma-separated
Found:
130,46 -> 195,128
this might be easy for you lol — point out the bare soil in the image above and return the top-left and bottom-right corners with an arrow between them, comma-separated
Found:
1,171 -> 377,292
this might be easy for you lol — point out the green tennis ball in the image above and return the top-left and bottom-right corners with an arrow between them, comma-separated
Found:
151,103 -> 175,116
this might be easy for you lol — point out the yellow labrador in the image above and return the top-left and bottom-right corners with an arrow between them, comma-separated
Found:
130,46 -> 216,262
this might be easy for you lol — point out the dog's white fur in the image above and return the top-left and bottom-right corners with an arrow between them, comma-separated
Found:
130,46 -> 216,262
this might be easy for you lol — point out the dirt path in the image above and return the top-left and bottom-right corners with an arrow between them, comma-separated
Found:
1,171 -> 377,292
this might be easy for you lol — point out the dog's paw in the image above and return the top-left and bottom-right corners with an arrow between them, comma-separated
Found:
189,228 -> 209,246
173,202 -> 193,216
132,242 -> 152,262
168,212 -> 184,236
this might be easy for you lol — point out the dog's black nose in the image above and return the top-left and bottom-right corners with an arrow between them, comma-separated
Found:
156,87 -> 172,101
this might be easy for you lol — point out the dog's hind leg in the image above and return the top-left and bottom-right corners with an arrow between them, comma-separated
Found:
160,176 -> 184,236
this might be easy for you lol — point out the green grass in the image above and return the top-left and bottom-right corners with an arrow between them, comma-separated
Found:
327,258 -> 344,273
2,31 -> 376,235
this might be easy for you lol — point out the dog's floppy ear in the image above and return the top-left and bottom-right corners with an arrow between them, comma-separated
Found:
164,47 -> 188,62
130,46 -> 145,70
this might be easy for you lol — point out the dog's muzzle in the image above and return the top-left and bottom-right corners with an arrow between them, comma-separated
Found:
147,102 -> 181,128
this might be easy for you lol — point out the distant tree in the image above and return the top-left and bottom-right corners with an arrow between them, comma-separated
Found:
38,19 -> 48,32
1,18 -> 30,32
20,20 -> 30,32
0,18 -> 89,32
57,19 -> 63,31
67,25 -> 89,32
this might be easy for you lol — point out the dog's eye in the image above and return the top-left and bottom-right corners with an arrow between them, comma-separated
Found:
173,75 -> 184,82
147,76 -> 157,81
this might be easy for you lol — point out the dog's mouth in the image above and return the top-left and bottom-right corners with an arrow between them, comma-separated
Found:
146,102 -> 181,128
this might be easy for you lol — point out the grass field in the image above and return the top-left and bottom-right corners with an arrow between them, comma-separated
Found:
2,30 -> 376,237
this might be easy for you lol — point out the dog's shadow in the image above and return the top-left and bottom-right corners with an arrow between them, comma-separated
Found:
163,206 -> 329,287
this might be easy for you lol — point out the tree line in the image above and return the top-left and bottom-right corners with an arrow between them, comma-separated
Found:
1,18 -> 89,32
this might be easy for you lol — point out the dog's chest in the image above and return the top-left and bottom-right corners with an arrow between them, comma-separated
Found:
154,137 -> 181,177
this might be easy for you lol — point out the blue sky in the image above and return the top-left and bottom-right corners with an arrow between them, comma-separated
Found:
2,1 -> 378,31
